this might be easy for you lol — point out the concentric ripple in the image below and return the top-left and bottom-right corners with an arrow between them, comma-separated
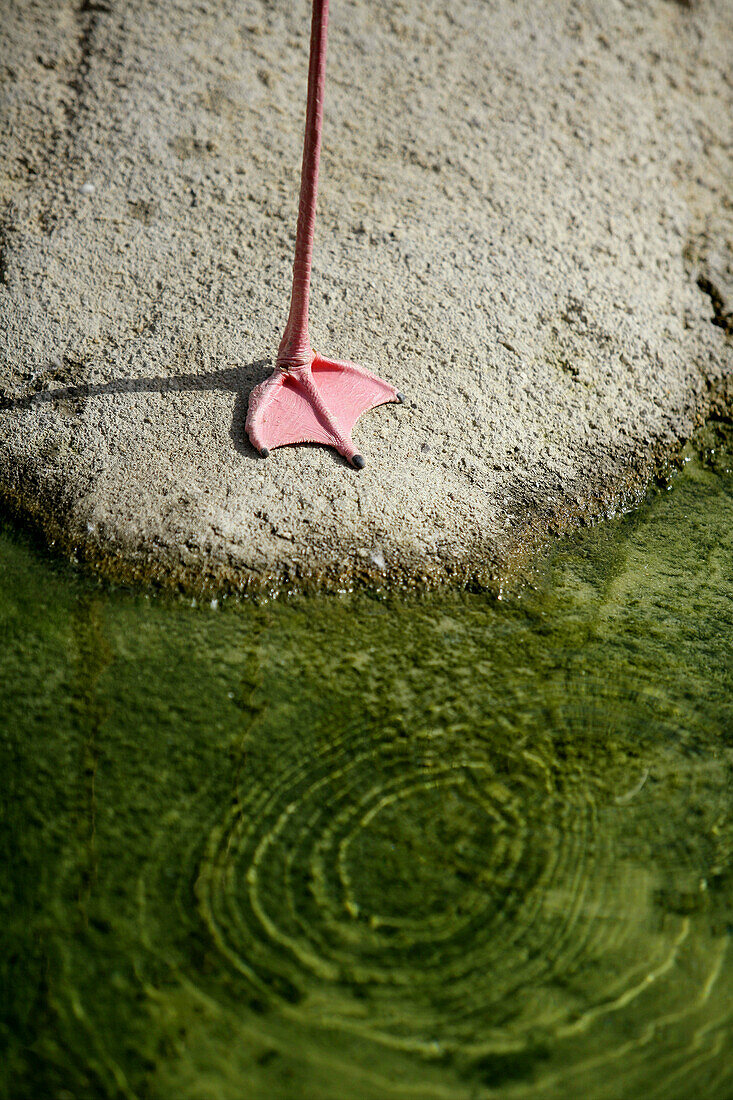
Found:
195,728 -> 608,1052
128,648 -> 731,1099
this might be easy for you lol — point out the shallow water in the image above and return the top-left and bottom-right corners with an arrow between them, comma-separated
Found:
1,427 -> 732,1100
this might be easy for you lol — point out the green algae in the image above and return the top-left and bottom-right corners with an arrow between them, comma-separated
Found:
1,428 -> 732,1100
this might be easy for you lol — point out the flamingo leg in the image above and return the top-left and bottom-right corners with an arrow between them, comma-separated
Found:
245,0 -> 403,468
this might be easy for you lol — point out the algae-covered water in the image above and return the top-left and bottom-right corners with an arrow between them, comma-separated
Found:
1,428 -> 732,1100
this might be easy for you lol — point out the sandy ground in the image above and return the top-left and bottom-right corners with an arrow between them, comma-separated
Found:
1,0 -> 731,593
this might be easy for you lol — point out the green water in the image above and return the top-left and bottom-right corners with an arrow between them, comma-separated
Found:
1,429 -> 732,1100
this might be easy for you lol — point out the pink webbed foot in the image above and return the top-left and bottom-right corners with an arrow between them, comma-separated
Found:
245,354 -> 404,468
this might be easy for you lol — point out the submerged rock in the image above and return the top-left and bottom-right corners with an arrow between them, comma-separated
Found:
0,0 -> 731,592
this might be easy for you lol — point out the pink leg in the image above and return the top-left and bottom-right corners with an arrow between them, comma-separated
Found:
245,0 -> 404,468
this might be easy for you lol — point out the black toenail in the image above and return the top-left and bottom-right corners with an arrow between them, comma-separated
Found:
260,447 -> 270,458
353,454 -> 366,469
396,391 -> 406,403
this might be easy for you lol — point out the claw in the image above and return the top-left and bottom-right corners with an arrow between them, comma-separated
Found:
245,354 -> 400,467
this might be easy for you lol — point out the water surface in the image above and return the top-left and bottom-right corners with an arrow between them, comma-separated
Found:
1,427 -> 732,1099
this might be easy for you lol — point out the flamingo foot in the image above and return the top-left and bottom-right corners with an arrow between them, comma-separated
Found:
245,354 -> 404,468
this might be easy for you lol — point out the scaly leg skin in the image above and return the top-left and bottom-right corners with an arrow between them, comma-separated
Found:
245,0 -> 403,469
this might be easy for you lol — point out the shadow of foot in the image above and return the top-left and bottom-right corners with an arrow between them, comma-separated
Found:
1,357 -> 272,462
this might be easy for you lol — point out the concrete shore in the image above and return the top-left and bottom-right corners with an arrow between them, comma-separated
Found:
1,0 -> 731,593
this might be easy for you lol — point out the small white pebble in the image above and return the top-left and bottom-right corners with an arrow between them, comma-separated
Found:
79,181 -> 95,195
369,551 -> 386,571
210,598 -> 218,609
